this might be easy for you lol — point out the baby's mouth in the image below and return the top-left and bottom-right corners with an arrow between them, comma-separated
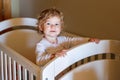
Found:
50,30 -> 56,32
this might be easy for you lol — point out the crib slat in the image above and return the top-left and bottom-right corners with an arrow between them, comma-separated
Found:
18,64 -> 22,80
13,60 -> 17,80
0,43 -> 41,80
4,53 -> 8,80
0,51 -> 4,80
23,68 -> 28,80
8,57 -> 12,80
29,72 -> 34,80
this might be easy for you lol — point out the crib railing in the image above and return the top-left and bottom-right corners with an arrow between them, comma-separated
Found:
0,39 -> 120,80
0,23 -> 120,80
42,40 -> 120,80
0,43 -> 41,80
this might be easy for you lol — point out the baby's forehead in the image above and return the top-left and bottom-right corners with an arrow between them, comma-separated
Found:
48,15 -> 60,19
46,16 -> 61,22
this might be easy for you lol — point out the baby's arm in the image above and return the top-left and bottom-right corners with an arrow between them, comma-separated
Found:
50,49 -> 68,59
36,52 -> 52,66
36,44 -> 52,66
36,49 -> 67,66
66,36 -> 100,44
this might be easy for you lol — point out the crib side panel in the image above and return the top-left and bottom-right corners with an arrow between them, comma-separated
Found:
0,43 -> 41,80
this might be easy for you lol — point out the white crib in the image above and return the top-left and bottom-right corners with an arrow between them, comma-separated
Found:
0,18 -> 41,80
42,40 -> 120,80
0,18 -> 120,80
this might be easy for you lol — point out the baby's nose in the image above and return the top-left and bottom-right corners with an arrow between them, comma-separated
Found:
50,24 -> 56,28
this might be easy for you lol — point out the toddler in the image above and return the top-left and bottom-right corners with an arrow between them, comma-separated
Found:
35,8 -> 99,66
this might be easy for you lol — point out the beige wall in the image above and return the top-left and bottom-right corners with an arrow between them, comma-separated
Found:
19,0 -> 54,18
11,0 -> 19,17
56,0 -> 120,40
11,0 -> 120,40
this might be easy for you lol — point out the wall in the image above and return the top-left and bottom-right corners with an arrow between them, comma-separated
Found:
11,0 -> 120,40
11,0 -> 19,17
19,0 -> 54,18
56,0 -> 120,40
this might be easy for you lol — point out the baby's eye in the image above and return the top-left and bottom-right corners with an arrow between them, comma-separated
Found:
55,23 -> 59,26
46,23 -> 51,25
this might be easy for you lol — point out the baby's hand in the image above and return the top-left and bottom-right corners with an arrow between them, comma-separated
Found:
56,49 -> 68,57
50,49 -> 68,60
88,38 -> 100,44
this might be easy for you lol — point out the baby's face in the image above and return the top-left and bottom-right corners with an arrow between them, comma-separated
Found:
43,16 -> 62,38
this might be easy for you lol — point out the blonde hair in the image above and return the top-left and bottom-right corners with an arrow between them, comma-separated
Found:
37,8 -> 64,33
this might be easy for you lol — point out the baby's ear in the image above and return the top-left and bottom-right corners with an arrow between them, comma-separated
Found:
39,25 -> 43,31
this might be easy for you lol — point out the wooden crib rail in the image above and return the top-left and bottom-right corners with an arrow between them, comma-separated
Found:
0,18 -> 37,31
0,18 -> 120,80
41,40 -> 120,80
0,18 -> 40,63
0,43 -> 41,80
0,25 -> 37,35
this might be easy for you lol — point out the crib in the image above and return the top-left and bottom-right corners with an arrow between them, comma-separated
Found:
0,18 -> 120,80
